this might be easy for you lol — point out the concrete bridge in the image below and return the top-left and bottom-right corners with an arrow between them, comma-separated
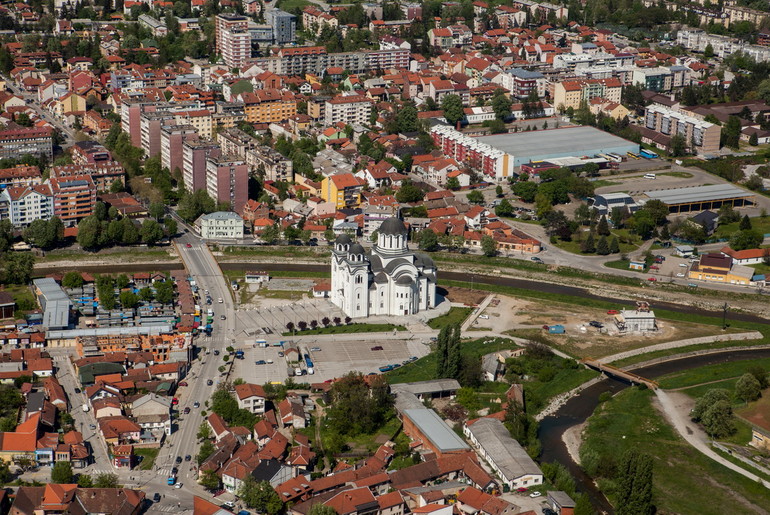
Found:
581,358 -> 659,390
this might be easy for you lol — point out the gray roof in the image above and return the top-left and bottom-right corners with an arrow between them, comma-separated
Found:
335,233 -> 352,245
349,243 -> 365,255
46,324 -> 174,340
33,278 -> 70,330
379,217 -> 407,236
403,409 -> 469,452
478,126 -> 637,159
391,379 -> 461,396
548,491 -> 576,508
644,184 -> 754,206
396,275 -> 413,285
466,418 -> 542,481
200,211 -> 242,221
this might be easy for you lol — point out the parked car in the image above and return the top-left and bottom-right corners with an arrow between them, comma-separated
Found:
310,347 -> 321,351
213,350 -> 220,356
530,256 -> 544,263
178,381 -> 188,387
278,351 -> 284,357
607,310 -> 619,315
171,398 -> 179,405
688,283 -> 698,288
647,277 -> 657,282
589,321 -> 603,328
478,314 -> 489,319
516,487 -> 527,493
266,359 -> 274,364
193,401 -> 200,408
255,360 -> 267,365
371,346 -> 384,351
185,455 -> 192,461
676,272 -> 685,277
175,456 -> 182,464
218,298 -> 223,303
175,483 -> 183,489
649,265 -> 659,270
186,243 -> 191,248
183,407 -> 190,414
74,388 -> 81,394
207,380 -> 213,386
529,492 -> 542,498
153,493 -> 161,503
220,315 -> 226,320
679,263 -> 688,267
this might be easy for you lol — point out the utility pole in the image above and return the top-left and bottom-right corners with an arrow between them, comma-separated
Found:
722,302 -> 728,330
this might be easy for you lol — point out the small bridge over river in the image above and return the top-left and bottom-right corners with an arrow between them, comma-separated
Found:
581,358 -> 659,389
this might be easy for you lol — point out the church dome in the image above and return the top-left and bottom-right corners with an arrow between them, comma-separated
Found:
335,234 -> 352,245
379,217 -> 407,236
349,243 -> 365,255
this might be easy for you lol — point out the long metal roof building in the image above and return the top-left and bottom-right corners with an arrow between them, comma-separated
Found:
643,184 -> 755,213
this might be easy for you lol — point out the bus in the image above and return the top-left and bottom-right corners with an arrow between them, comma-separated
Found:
627,151 -> 641,160
167,476 -> 176,485
606,153 -> 624,163
640,149 -> 658,159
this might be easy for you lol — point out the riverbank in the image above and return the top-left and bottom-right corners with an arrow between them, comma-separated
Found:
562,421 -> 585,467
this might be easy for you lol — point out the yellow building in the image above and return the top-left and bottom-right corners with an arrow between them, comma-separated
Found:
688,253 -> 755,286
241,89 -> 297,124
53,92 -> 87,117
321,173 -> 365,209
175,109 -> 214,139
552,78 -> 622,112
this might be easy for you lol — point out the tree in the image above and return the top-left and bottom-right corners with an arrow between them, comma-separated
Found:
722,115 -> 742,149
445,324 -> 462,380
77,215 -> 102,250
435,325 -> 450,378
749,132 -> 759,146
164,217 -> 178,237
121,218 -> 139,245
446,176 -> 461,190
141,219 -> 164,245
139,287 -> 153,302
149,202 -> 166,221
629,210 -> 655,239
513,181 -> 538,203
730,229 -> 763,251
495,199 -> 514,217
481,235 -> 496,257
326,373 -> 393,436
441,94 -> 465,127
704,43 -> 714,59
154,280 -> 174,304
119,291 -> 138,309
77,474 -> 94,487
701,399 -> 736,438
419,230 -> 439,251
735,373 -> 762,404
51,461 -> 74,484
2,253 -> 35,285
616,449 -> 654,515
23,219 -> 59,249
239,477 -> 283,513
495,185 -> 504,197
260,223 -> 281,244
395,103 -> 419,133
580,232 -> 596,253
94,473 -> 119,488
62,271 -> 84,289
739,214 -> 752,230
747,366 -> 769,389
597,215 -> 610,236
395,181 -> 424,203
467,190 -> 484,204
491,92 -> 512,121
199,468 -> 220,490
596,235 -> 610,255
669,134 -> 687,157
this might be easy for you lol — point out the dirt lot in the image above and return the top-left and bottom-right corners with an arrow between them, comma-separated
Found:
442,286 -> 489,306
470,295 -> 735,359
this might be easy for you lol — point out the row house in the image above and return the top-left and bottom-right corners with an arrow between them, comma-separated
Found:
550,77 -> 622,111
0,127 -> 53,160
0,165 -> 42,189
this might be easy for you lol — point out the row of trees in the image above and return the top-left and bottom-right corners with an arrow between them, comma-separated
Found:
285,316 -> 352,334
93,273 -> 174,311
76,201 -> 176,251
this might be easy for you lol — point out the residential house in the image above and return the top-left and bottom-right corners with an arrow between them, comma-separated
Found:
235,383 -> 267,414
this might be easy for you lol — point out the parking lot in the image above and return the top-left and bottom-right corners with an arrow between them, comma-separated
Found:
234,298 -> 347,336
230,336 -> 429,383
648,253 -> 695,280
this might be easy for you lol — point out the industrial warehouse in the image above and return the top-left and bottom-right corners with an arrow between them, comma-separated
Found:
430,125 -> 640,180
642,184 -> 756,213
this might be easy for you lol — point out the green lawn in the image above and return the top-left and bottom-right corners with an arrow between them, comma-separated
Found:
134,448 -> 159,470
283,323 -> 406,336
604,259 -> 644,273
749,262 -> 770,276
659,171 -> 693,178
276,0 -> 311,10
714,217 -> 770,240
612,338 -> 767,368
3,285 -> 37,317
427,307 -> 473,330
220,245 -> 329,259
581,387 -> 770,514
550,229 -> 640,255
656,358 -> 770,390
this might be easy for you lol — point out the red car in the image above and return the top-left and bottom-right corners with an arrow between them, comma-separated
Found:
516,487 -> 528,493
172,397 -> 179,405
178,381 -> 188,387
649,265 -> 659,270
647,277 -> 657,282
186,243 -> 192,248
607,310 -> 619,315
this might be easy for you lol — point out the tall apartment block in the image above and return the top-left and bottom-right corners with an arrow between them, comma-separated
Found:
183,140 -> 221,193
216,14 -> 249,54
266,9 -> 296,44
161,125 -> 199,175
48,175 -> 97,226
205,156 -> 249,213
140,111 -> 175,158
643,105 -> 721,155
324,95 -> 374,126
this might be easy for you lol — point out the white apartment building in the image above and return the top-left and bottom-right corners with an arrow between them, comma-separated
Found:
324,95 -> 373,126
195,211 -> 244,240
676,28 -> 770,62
234,383 -> 267,414
220,27 -> 252,69
0,184 -> 53,227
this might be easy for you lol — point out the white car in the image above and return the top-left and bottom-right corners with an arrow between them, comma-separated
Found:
529,492 -> 542,498
478,314 -> 489,319
175,483 -> 183,489
218,297 -> 224,303
679,263 -> 688,267
266,359 -> 274,364
676,272 -> 685,277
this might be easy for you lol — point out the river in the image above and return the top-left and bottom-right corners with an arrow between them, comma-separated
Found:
539,348 -> 770,513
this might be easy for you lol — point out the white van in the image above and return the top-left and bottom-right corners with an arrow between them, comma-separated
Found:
644,173 -> 656,179
256,339 -> 268,348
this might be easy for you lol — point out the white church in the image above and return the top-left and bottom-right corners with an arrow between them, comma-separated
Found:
331,217 -> 438,318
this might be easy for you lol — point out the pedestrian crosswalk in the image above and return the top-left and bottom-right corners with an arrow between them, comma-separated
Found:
82,468 -> 116,476
147,504 -> 191,514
